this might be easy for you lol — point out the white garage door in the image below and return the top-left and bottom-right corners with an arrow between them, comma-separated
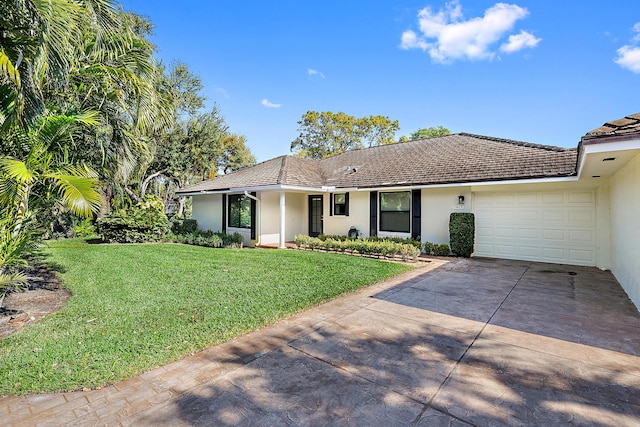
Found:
474,190 -> 597,266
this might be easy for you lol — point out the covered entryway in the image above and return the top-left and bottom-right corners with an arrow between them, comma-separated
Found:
474,190 -> 598,266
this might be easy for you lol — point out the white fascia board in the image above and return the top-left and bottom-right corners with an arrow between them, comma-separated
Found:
178,185 -> 283,196
581,139 -> 640,155
577,137 -> 640,178
354,176 -> 578,192
180,184 -> 340,196
180,175 -> 583,196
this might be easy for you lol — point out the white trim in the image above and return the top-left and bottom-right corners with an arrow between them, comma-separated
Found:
181,177 -> 580,197
356,176 -> 579,192
279,192 -> 286,248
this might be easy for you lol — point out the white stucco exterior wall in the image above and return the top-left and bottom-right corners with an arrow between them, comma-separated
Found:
323,191 -> 370,237
192,194 -> 222,232
284,192 -> 306,241
258,191 -> 281,245
609,152 -> 640,308
421,187 -> 472,245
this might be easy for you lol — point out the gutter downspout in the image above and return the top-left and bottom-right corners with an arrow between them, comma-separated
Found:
244,191 -> 260,246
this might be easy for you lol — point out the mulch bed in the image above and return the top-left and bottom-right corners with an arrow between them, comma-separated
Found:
0,264 -> 71,338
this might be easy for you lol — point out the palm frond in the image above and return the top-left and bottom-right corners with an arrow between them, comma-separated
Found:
0,50 -> 21,88
0,157 -> 35,184
49,169 -> 102,217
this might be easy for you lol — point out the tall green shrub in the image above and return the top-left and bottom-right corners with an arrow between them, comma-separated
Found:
97,196 -> 170,243
449,212 -> 475,257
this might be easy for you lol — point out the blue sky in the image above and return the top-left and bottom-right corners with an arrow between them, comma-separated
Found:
120,0 -> 640,162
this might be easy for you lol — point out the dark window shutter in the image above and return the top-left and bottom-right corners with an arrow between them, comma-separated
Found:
329,193 -> 334,216
369,191 -> 377,237
411,189 -> 421,240
250,192 -> 256,239
221,195 -> 227,234
345,192 -> 350,216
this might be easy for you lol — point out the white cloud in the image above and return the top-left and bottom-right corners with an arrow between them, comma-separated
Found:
615,23 -> 640,73
500,30 -> 541,53
307,68 -> 326,79
400,1 -> 538,62
615,46 -> 640,73
261,99 -> 282,108
215,87 -> 230,99
634,23 -> 640,41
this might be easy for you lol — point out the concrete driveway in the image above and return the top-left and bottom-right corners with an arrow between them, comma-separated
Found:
3,258 -> 640,426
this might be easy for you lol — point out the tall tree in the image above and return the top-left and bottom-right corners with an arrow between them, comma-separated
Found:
218,134 -> 256,174
291,111 -> 400,160
400,126 -> 451,142
0,112 -> 102,298
0,0 -> 118,129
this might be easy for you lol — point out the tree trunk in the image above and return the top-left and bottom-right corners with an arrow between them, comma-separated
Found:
125,187 -> 142,203
177,196 -> 186,217
140,169 -> 167,196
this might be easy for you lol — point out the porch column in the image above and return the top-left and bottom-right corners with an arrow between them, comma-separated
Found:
279,191 -> 286,248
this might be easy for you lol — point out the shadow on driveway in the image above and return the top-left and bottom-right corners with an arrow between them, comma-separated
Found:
135,259 -> 640,426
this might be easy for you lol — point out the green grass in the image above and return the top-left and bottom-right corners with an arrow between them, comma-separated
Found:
0,240 -> 412,396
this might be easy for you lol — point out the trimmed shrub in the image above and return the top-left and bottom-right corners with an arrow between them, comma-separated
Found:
97,196 -> 169,243
317,234 -> 421,249
422,241 -> 450,256
434,243 -> 450,256
172,230 -> 243,248
423,241 -> 433,255
449,212 -> 475,257
171,217 -> 198,235
294,235 -> 421,261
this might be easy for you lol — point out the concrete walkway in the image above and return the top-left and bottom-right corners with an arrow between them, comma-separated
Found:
3,258 -> 640,426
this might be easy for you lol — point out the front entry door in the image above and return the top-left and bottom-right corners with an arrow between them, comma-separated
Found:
308,195 -> 323,237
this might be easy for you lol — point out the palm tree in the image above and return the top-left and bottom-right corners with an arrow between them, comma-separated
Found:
0,112 -> 102,300
0,0 -> 117,129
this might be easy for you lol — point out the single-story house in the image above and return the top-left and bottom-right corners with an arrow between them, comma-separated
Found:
177,113 -> 640,309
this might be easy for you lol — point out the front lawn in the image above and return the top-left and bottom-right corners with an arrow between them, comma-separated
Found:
0,240 -> 411,396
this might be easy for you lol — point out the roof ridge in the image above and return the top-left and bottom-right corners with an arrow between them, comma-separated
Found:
276,155 -> 288,184
458,132 -> 573,152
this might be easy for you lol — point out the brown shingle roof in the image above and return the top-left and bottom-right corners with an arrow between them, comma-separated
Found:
178,156 -> 325,193
178,133 -> 577,193
583,112 -> 640,140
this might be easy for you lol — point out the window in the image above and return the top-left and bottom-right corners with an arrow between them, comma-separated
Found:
228,194 -> 251,228
379,191 -> 410,233
332,193 -> 349,216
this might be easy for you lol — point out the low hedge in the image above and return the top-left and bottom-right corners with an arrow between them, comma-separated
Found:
171,230 -> 243,248
423,241 -> 451,256
317,234 -> 422,249
295,235 -> 421,261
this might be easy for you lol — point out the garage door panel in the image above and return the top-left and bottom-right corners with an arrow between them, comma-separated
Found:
517,193 -> 539,204
570,249 -> 596,263
518,228 -> 539,239
569,192 -> 594,203
542,229 -> 566,241
496,227 -> 516,238
569,230 -> 595,242
542,210 -> 565,222
474,191 -> 597,266
542,192 -> 565,204
517,246 -> 540,257
569,210 -> 594,223
518,210 -> 540,221
542,247 -> 565,262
